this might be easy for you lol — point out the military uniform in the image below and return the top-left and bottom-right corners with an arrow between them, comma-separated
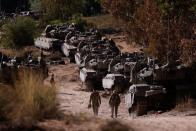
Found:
89,91 -> 101,116
50,74 -> 55,87
109,92 -> 121,118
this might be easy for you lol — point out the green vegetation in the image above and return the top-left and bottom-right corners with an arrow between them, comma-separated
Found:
29,0 -> 41,11
1,0 -> 102,31
48,19 -> 65,25
83,14 -> 124,29
82,0 -> 101,16
1,17 -> 36,49
0,71 -> 58,127
40,0 -> 84,23
0,0 -> 29,13
1,0 -> 102,17
71,14 -> 88,31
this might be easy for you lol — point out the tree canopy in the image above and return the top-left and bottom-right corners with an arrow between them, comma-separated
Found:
31,0 -> 101,22
0,0 -> 29,13
102,0 -> 196,63
1,17 -> 36,49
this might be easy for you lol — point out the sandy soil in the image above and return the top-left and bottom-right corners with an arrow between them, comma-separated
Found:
44,59 -> 196,131
42,39 -> 196,131
47,60 -> 129,119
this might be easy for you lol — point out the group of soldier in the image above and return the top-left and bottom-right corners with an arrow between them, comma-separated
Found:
50,74 -> 121,118
89,89 -> 121,118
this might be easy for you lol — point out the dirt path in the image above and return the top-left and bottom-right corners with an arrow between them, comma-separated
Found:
47,59 -> 130,119
130,116 -> 196,131
46,59 -> 196,131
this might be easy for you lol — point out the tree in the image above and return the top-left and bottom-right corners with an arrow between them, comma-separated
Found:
29,0 -> 41,11
1,17 -> 36,49
181,39 -> 196,65
102,0 -> 196,62
40,0 -> 84,22
83,0 -> 101,16
101,0 -> 142,21
1,0 -> 30,13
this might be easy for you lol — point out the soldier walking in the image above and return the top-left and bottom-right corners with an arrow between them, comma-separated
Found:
50,74 -> 55,87
109,90 -> 121,118
88,90 -> 101,116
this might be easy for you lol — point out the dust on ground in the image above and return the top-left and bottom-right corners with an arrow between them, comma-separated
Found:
43,59 -> 196,131
42,39 -> 196,131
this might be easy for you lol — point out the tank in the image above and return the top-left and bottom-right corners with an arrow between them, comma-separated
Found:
79,54 -> 114,90
34,37 -> 60,50
79,67 -> 100,90
75,52 -> 82,65
61,42 -> 77,62
153,63 -> 188,84
102,74 -> 130,92
125,84 -> 166,116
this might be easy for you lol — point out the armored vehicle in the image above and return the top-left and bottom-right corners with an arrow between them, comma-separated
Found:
35,37 -> 61,50
61,43 -> 77,62
125,84 -> 166,116
79,53 -> 116,90
80,68 -> 112,90
102,74 -> 130,92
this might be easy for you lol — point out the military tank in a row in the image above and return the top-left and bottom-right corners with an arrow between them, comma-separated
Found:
34,23 -> 196,116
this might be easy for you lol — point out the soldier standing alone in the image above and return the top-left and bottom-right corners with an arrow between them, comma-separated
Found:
109,90 -> 121,118
88,90 -> 101,116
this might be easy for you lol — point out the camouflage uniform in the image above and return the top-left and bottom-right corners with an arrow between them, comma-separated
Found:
89,91 -> 101,116
109,92 -> 121,118
50,74 -> 55,87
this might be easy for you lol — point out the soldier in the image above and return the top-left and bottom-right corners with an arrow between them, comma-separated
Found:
38,49 -> 44,65
88,90 -> 101,116
109,90 -> 121,118
50,74 -> 55,87
40,49 -> 44,58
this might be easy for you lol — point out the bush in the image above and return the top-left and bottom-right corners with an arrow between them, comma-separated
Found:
181,39 -> 196,65
0,71 -> 58,128
175,95 -> 196,112
0,18 -> 9,28
70,14 -> 88,32
49,19 -> 65,25
1,16 -> 36,49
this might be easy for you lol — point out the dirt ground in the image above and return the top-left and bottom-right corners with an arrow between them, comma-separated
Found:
41,38 -> 196,131
47,61 -> 129,119
42,59 -> 196,131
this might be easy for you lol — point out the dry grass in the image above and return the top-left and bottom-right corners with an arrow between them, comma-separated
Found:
83,14 -> 125,29
63,112 -> 102,130
0,71 -> 59,127
0,47 -> 41,58
64,112 -> 95,125
0,48 -> 18,57
63,112 -> 135,131
175,95 -> 196,112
